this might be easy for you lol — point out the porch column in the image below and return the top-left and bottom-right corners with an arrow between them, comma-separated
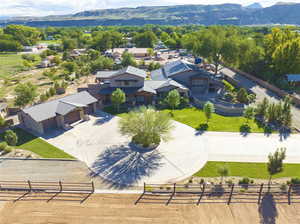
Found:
79,109 -> 84,120
56,115 -> 65,128
92,102 -> 97,112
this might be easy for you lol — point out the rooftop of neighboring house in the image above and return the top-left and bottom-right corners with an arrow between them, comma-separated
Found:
22,91 -> 97,122
106,48 -> 149,55
287,74 -> 300,82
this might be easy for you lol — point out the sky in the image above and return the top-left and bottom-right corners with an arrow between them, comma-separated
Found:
1,0 -> 300,17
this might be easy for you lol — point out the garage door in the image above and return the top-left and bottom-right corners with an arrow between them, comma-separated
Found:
64,110 -> 81,124
42,117 -> 57,132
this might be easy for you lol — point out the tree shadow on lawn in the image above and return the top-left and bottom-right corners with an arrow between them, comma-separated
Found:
195,123 -> 208,136
90,145 -> 163,189
240,124 -> 251,137
259,193 -> 278,224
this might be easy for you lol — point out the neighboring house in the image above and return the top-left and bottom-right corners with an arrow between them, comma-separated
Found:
39,59 -> 51,68
19,91 -> 98,135
106,48 -> 150,58
94,66 -> 189,106
0,103 -> 8,118
70,49 -> 87,58
287,74 -> 300,86
151,60 -> 224,95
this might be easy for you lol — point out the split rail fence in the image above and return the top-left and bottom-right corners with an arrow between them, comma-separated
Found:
0,180 -> 94,203
135,183 -> 300,205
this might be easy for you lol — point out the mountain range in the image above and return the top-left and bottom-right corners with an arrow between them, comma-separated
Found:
1,2 -> 300,27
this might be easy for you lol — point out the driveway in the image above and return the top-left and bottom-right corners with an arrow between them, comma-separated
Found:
221,67 -> 300,129
43,111 -> 208,187
42,110 -> 300,187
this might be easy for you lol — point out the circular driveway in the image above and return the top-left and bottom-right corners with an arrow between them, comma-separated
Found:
44,111 -> 208,187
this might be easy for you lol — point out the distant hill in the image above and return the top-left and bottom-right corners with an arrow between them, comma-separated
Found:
1,3 -> 300,27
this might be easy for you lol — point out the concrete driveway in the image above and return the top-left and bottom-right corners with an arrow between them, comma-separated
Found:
43,111 -> 208,187
42,110 -> 300,187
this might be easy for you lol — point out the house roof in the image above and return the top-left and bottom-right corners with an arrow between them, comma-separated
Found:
107,48 -> 148,55
144,80 -> 188,91
287,74 -> 300,82
96,66 -> 147,79
22,91 -> 97,122
151,60 -> 216,82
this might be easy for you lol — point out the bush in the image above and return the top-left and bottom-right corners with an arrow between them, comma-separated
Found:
288,178 -> 300,185
4,130 -> 18,146
238,177 -> 254,185
49,87 -> 56,96
0,142 -> 8,151
180,96 -> 190,108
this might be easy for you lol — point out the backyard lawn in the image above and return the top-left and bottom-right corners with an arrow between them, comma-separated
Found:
163,107 -> 265,133
0,128 -> 74,159
195,161 -> 300,179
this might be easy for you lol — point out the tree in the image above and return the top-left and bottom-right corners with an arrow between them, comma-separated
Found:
111,88 -> 126,112
147,48 -> 154,57
133,31 -> 158,48
243,106 -> 255,123
61,61 -> 77,75
203,101 -> 215,123
267,148 -> 286,186
14,83 -> 37,107
4,130 -> 18,146
62,38 -> 77,50
119,106 -> 174,147
256,97 -> 269,119
282,96 -> 292,129
0,39 -> 22,52
237,88 -> 249,104
121,51 -> 137,67
217,166 -> 229,184
165,89 -> 180,111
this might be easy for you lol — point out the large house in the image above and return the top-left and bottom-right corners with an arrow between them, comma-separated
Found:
19,91 -> 98,135
94,60 -> 223,106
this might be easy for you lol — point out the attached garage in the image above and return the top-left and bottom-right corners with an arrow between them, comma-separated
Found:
42,117 -> 57,132
64,110 -> 81,124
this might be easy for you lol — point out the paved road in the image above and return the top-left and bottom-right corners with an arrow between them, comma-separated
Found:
220,67 -> 300,129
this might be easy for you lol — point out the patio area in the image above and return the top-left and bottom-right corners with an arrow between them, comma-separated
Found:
43,111 -> 208,188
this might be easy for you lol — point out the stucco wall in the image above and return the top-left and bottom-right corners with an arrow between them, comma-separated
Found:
19,111 -> 44,135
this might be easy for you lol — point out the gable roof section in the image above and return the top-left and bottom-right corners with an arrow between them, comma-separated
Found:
144,79 -> 188,91
96,66 -> 147,79
23,91 -> 97,122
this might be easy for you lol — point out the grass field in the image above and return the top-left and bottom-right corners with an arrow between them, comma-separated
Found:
103,106 -> 266,133
195,161 -> 300,179
0,128 -> 74,159
163,107 -> 265,133
0,53 -> 24,79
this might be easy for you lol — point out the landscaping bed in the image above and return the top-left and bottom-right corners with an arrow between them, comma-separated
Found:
0,128 -> 74,159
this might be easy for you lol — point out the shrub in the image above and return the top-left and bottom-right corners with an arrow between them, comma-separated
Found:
49,87 -> 56,96
0,142 -> 8,151
180,96 -> 190,108
4,130 -> 18,146
238,177 -> 254,185
237,88 -> 249,104
288,178 -> 300,185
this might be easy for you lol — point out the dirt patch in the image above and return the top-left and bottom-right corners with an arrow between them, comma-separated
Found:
1,149 -> 40,159
0,194 -> 299,224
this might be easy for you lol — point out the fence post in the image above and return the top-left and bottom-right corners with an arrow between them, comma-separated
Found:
197,183 -> 206,205
258,183 -> 264,204
91,181 -> 95,194
227,184 -> 234,205
27,180 -> 32,192
144,182 -> 146,193
166,183 -> 176,206
59,181 -> 62,192
288,184 -> 292,205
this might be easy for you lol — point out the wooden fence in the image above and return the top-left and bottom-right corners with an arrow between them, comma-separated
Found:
0,180 -> 94,203
135,183 -> 300,205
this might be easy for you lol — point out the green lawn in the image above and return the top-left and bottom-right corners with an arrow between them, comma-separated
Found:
162,107 -> 266,133
38,40 -> 61,45
0,53 -> 24,79
195,161 -> 300,179
0,128 -> 74,159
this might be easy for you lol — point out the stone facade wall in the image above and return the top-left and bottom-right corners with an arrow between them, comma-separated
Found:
18,111 -> 44,135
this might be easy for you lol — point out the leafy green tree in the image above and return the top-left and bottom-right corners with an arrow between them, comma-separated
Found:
119,106 -> 174,147
0,39 -> 22,52
4,130 -> 18,146
282,96 -> 292,128
133,31 -> 157,48
62,38 -> 77,50
111,88 -> 126,112
3,24 -> 41,46
203,101 -> 215,123
147,48 -> 154,57
255,97 -> 269,119
165,89 -> 180,111
217,166 -> 229,184
90,56 -> 114,72
243,106 -> 255,123
14,83 -> 37,107
237,88 -> 249,104
61,61 -> 77,75
121,51 -> 137,67
0,116 -> 8,128
267,148 -> 286,186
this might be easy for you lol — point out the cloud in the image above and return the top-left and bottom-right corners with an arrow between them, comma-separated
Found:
1,0 -> 300,17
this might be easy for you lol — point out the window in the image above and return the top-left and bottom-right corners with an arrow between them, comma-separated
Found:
124,81 -> 130,86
